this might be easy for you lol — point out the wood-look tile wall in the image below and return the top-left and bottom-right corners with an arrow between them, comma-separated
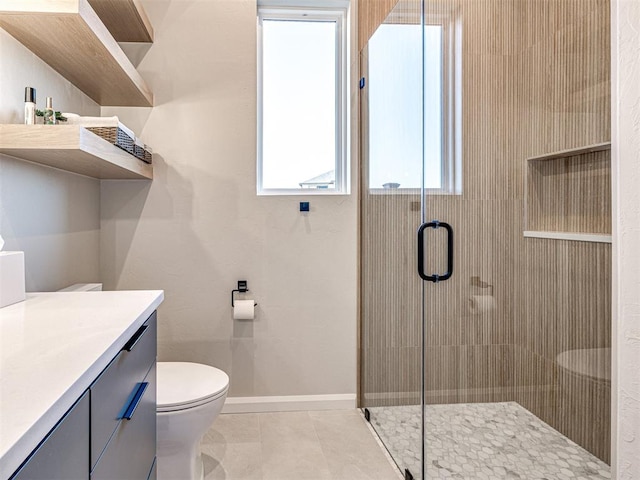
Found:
358,0 -> 403,51
360,0 -> 611,464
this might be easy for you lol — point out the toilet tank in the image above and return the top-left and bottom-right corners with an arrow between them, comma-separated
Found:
57,283 -> 103,292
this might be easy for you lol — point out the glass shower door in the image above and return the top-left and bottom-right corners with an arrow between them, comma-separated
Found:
360,0 -> 610,478
421,0 -> 612,479
359,0 -> 425,478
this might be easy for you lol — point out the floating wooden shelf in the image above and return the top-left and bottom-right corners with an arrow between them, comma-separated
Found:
0,125 -> 153,180
87,0 -> 153,42
526,142 -> 611,162
0,0 -> 153,107
523,231 -> 612,243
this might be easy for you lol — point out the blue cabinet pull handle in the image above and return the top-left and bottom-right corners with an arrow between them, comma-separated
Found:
122,382 -> 148,420
123,324 -> 148,352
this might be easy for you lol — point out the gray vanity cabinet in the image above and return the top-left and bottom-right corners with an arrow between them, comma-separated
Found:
10,392 -> 89,480
147,458 -> 157,480
91,363 -> 157,480
91,312 -> 157,479
9,312 -> 157,480
91,313 -> 157,480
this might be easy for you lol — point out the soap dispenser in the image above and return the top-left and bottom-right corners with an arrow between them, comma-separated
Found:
44,97 -> 56,125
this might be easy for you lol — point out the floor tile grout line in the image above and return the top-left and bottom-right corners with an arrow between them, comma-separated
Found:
257,412 -> 265,480
310,412 -> 349,480
249,413 -> 263,480
306,411 -> 335,479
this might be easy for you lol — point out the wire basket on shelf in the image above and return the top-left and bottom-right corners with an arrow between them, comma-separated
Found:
86,126 -> 152,164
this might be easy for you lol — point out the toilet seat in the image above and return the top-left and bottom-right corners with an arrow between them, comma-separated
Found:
157,362 -> 229,413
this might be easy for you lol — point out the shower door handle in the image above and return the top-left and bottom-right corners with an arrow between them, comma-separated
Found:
417,221 -> 453,283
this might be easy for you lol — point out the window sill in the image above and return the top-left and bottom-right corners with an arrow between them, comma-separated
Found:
257,189 -> 350,196
367,188 -> 461,196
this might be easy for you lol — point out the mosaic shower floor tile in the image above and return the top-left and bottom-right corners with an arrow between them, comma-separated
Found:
367,402 -> 611,480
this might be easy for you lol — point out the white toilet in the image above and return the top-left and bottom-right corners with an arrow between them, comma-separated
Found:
156,362 -> 229,480
57,284 -> 230,480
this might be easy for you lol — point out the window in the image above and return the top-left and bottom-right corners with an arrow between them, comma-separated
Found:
367,16 -> 460,194
257,5 -> 349,195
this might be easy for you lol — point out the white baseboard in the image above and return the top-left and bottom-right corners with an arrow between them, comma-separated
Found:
221,393 -> 357,414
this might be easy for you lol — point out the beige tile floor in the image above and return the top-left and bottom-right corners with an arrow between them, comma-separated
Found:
201,410 -> 402,480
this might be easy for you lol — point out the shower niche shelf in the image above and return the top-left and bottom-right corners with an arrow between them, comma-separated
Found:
524,142 -> 611,243
523,231 -> 611,243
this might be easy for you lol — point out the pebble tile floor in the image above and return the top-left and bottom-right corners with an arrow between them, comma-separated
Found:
368,402 -> 612,480
202,410 -> 402,480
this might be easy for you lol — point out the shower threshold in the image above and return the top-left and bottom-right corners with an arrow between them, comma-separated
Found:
366,402 -> 610,480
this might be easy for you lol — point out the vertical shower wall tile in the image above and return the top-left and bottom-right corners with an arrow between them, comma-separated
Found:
566,243 -> 611,352
358,0 -> 410,50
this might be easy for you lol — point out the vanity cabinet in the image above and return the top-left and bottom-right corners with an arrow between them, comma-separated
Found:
92,364 -> 156,480
9,312 -> 157,480
11,393 -> 90,480
91,313 -> 157,479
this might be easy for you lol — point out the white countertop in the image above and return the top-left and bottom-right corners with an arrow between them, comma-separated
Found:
0,290 -> 164,479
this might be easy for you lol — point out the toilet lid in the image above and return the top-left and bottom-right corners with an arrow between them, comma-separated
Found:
157,362 -> 229,410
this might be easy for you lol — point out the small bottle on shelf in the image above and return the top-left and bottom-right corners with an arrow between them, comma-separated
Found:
44,96 -> 56,125
24,87 -> 36,125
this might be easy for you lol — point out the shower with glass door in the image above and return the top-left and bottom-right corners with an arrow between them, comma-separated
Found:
359,0 -> 612,478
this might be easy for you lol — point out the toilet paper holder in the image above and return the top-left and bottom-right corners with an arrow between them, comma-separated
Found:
471,276 -> 493,295
231,280 -> 258,307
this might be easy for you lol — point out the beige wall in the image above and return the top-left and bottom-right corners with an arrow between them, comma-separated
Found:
0,29 -> 101,292
100,0 -> 359,398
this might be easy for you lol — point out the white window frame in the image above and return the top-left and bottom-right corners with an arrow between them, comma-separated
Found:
368,12 -> 461,196
257,3 -> 349,196
435,11 -> 462,196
